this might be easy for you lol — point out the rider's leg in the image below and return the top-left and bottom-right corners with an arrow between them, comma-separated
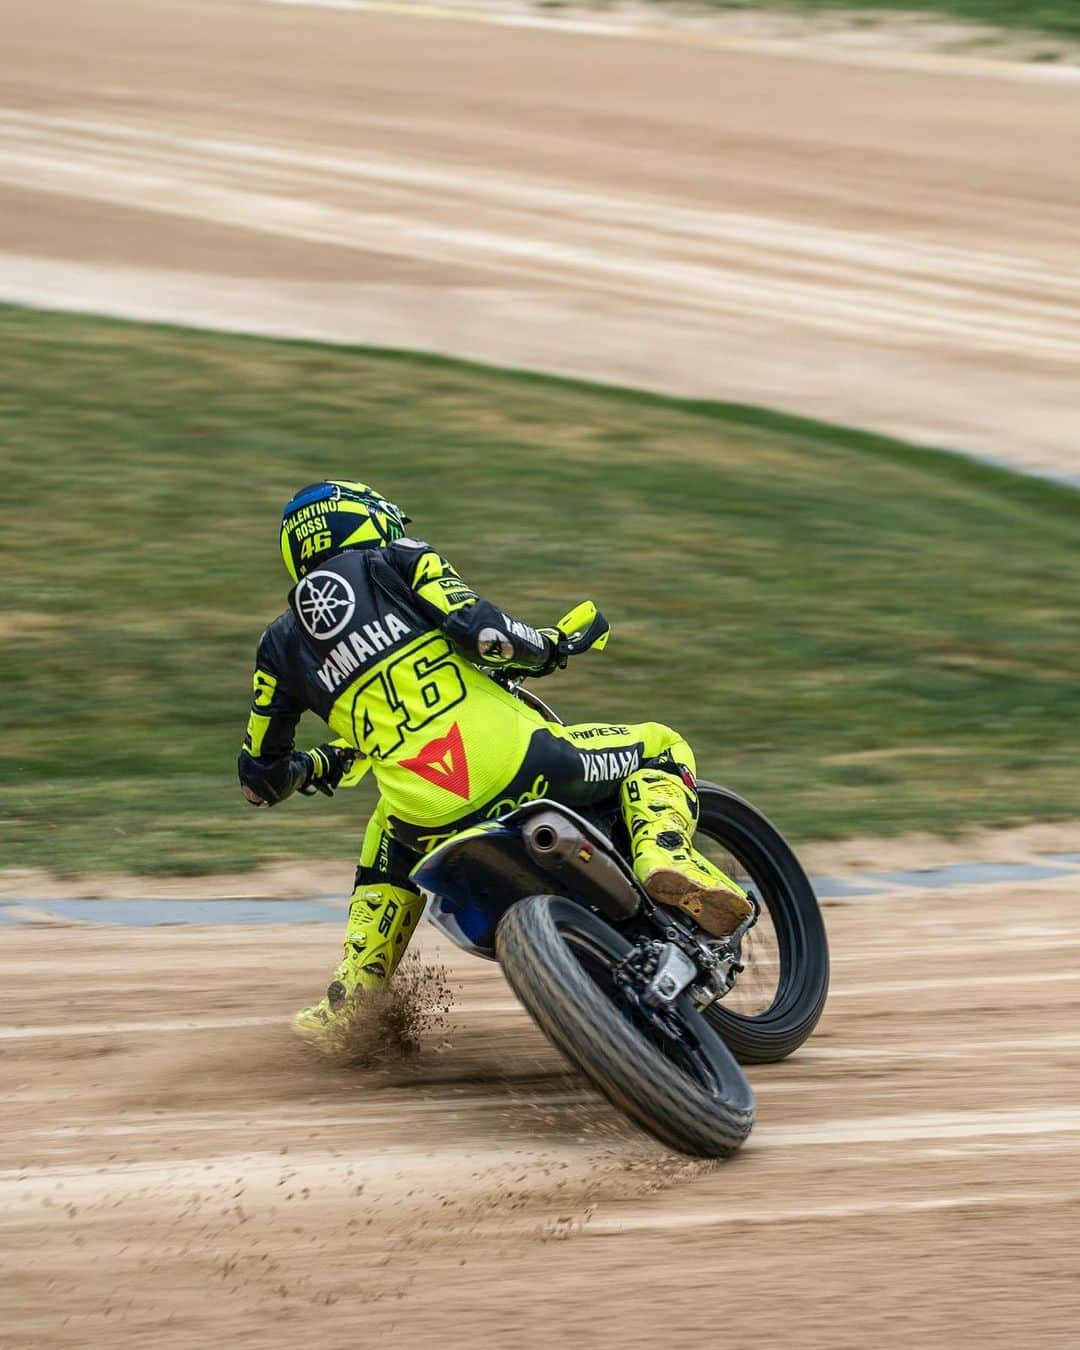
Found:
619,761 -> 751,938
293,797 -> 426,1040
551,720 -> 752,938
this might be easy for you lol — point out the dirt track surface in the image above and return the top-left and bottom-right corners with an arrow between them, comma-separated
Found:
2,0 -> 1080,477
3,881 -> 1079,1348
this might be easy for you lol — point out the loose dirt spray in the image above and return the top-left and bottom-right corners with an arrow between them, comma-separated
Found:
321,952 -> 454,1069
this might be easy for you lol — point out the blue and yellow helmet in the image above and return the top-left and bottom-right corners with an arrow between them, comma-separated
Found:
280,480 -> 410,582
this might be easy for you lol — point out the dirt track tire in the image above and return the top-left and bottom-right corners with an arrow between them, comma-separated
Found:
697,783 -> 830,1064
496,895 -> 755,1158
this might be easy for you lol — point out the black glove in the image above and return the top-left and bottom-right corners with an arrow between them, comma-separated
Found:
535,629 -> 571,678
301,743 -> 357,797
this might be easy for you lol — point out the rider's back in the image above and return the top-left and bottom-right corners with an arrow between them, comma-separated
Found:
261,544 -> 544,825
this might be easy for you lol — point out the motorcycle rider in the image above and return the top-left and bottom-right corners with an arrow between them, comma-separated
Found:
239,480 -> 751,1040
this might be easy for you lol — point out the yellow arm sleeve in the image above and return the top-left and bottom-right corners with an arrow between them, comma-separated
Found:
409,550 -> 480,617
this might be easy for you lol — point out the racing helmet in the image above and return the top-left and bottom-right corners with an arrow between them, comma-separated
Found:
280,480 -> 410,582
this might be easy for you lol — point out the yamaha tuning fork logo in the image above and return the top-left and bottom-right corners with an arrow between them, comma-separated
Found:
295,569 -> 357,639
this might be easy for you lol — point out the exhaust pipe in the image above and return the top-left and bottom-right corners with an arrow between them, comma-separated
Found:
529,823 -> 559,854
522,811 -> 640,922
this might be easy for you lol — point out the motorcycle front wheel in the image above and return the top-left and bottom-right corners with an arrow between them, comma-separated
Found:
695,783 -> 830,1064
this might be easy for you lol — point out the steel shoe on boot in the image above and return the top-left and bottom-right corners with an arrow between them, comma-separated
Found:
292,955 -> 370,1042
620,768 -> 753,938
292,883 -> 426,1044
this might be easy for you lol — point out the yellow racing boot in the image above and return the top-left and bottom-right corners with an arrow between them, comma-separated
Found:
620,768 -> 753,938
292,954 -> 373,1042
292,884 -> 425,1045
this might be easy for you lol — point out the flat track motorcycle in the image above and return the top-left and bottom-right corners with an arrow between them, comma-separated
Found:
412,604 -> 829,1158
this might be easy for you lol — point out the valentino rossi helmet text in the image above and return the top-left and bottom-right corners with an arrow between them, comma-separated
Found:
281,480 -> 410,581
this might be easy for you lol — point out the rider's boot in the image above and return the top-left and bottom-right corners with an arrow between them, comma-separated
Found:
292,882 -> 426,1043
620,767 -> 752,938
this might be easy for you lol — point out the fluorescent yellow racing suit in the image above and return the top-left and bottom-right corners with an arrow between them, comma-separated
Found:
239,539 -> 697,991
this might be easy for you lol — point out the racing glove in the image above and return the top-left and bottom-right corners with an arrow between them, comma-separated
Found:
534,628 -> 572,678
300,743 -> 357,798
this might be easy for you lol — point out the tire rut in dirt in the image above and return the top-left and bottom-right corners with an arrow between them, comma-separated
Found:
496,894 -> 754,1158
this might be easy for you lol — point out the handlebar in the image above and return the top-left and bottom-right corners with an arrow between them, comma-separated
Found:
487,601 -> 610,691
485,601 -> 608,716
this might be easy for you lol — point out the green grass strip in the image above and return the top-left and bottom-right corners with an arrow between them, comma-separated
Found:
2,303 -> 1077,876
697,1 -> 1080,42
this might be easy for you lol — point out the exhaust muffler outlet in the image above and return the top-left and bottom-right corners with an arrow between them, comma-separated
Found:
529,824 -> 559,854
522,811 -> 640,921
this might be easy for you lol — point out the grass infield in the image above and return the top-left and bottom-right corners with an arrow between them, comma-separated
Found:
2,304 -> 1077,875
704,1 -> 1080,41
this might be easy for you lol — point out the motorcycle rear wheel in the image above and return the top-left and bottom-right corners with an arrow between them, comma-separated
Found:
497,894 -> 754,1158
